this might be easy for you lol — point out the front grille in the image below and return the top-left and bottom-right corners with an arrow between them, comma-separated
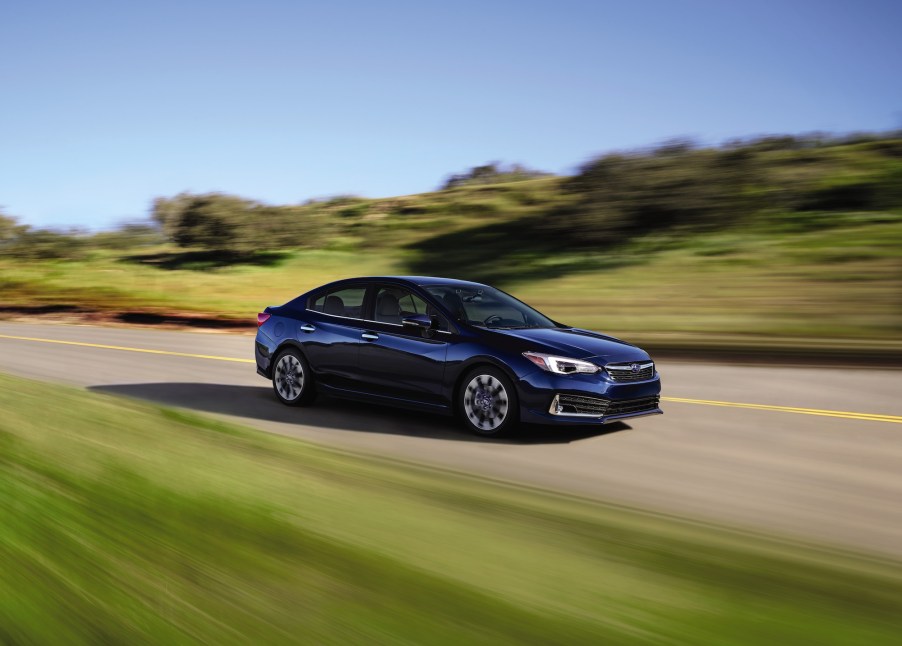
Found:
605,361 -> 655,382
607,396 -> 660,416
555,394 -> 609,416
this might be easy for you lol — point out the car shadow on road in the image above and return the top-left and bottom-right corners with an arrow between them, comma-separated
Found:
88,382 -> 629,445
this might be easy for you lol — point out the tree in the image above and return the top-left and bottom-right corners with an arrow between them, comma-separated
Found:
0,210 -> 27,245
152,193 -> 262,254
0,210 -> 29,258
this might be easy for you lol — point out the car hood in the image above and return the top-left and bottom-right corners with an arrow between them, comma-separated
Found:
487,327 -> 651,364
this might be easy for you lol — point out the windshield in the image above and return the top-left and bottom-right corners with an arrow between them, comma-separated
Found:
425,285 -> 558,329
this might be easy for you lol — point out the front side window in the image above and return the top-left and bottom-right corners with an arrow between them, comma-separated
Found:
425,285 -> 557,329
308,285 -> 367,319
374,286 -> 449,331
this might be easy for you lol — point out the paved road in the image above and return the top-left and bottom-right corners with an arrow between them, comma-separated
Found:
2,321 -> 901,557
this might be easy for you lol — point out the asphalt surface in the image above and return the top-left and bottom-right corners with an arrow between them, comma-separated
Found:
2,321 -> 901,558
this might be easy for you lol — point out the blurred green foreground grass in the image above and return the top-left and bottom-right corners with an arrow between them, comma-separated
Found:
2,372 -> 902,644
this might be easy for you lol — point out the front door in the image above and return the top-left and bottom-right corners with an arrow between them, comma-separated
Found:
357,285 -> 451,406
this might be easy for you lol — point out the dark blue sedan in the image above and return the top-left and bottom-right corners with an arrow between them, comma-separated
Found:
254,276 -> 662,435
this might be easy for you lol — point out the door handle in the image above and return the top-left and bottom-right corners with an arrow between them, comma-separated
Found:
361,332 -> 379,341
300,323 -> 316,333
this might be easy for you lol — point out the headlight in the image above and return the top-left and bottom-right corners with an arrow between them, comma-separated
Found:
522,352 -> 600,375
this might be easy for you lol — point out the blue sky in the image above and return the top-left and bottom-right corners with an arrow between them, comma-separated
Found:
1,0 -> 900,229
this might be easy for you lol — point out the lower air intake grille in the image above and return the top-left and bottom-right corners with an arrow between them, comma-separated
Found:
551,394 -> 660,417
607,396 -> 661,416
555,394 -> 609,416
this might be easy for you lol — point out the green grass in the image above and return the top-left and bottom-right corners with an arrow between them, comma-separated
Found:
0,248 -> 400,318
2,372 -> 902,643
513,220 -> 902,340
2,217 -> 900,346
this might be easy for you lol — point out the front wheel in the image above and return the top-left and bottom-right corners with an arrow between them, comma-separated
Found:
459,367 -> 518,436
272,348 -> 316,406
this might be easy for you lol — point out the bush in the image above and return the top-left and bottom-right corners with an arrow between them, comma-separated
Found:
89,223 -> 165,250
152,193 -> 267,254
7,229 -> 89,260
441,162 -> 551,190
0,212 -> 91,260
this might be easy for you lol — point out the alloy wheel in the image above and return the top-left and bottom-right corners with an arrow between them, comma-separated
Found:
463,374 -> 509,432
274,353 -> 304,401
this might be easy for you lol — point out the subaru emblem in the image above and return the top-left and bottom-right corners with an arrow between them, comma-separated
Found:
630,363 -> 639,373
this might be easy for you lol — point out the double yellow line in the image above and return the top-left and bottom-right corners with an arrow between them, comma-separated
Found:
2,332 -> 900,424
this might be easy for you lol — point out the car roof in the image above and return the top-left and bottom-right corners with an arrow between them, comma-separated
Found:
317,276 -> 489,290
392,275 -> 489,288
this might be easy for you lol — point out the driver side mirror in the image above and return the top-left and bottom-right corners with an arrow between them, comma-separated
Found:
402,314 -> 434,330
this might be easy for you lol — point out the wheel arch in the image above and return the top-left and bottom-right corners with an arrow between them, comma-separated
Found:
269,340 -> 313,374
273,339 -> 308,357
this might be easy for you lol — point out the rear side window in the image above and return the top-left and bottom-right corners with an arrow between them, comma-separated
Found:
308,286 -> 367,319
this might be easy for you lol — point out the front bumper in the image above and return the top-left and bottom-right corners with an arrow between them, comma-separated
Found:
517,369 -> 662,425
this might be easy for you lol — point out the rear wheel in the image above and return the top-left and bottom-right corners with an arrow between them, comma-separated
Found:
272,348 -> 316,406
459,367 -> 518,436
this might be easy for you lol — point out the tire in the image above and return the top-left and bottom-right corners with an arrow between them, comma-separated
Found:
459,366 -> 518,436
272,348 -> 316,406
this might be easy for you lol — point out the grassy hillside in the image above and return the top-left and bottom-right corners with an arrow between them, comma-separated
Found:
1,136 -> 900,347
2,372 -> 902,643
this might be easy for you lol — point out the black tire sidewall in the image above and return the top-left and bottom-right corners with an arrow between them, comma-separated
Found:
272,348 -> 316,406
459,366 -> 518,436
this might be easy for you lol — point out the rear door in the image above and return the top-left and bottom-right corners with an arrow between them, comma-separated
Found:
302,283 -> 370,388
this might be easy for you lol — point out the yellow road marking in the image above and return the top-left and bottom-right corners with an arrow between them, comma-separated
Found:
2,333 -> 899,424
661,396 -> 902,424
0,333 -> 255,364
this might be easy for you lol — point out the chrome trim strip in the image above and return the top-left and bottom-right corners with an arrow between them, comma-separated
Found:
605,362 -> 655,371
307,309 -> 397,325
546,407 -> 663,421
306,308 -> 453,334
